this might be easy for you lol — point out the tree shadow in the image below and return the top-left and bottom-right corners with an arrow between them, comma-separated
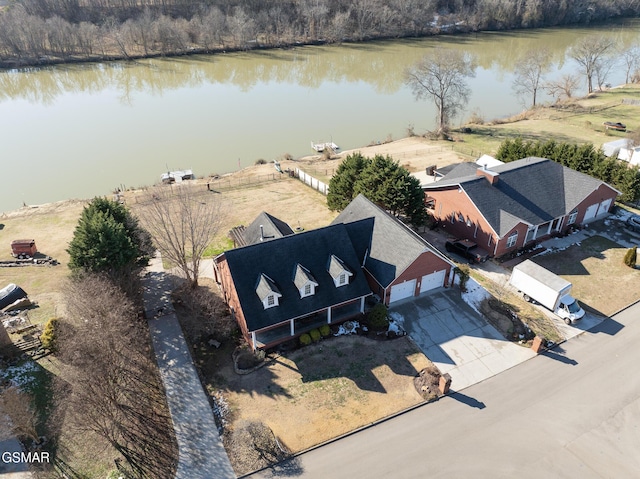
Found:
256,455 -> 305,478
532,235 -> 614,276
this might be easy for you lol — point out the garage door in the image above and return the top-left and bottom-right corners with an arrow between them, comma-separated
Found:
583,203 -> 599,222
420,270 -> 446,293
389,279 -> 416,304
596,198 -> 612,217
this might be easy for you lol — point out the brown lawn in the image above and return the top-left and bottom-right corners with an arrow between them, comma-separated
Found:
530,235 -> 640,316
205,335 -> 431,454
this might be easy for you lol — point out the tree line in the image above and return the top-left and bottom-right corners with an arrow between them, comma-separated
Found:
1,0 -> 639,67
495,137 -> 640,204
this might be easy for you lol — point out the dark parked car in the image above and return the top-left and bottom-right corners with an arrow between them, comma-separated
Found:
626,215 -> 640,232
445,239 -> 490,263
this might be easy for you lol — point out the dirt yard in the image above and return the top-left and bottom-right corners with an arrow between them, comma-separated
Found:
203,335 -> 432,455
530,235 -> 640,317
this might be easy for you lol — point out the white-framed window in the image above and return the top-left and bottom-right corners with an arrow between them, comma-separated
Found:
488,235 -> 493,247
450,213 -> 455,224
458,212 -> 465,223
267,295 -> 275,306
466,217 -> 472,227
338,274 -> 346,285
568,210 -> 578,225
507,232 -> 518,248
304,284 -> 311,295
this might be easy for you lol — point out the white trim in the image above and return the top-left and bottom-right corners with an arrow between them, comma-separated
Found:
506,232 -> 518,248
290,319 -> 294,336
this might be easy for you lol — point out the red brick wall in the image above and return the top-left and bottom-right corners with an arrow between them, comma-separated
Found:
385,251 -> 452,304
574,184 -> 619,224
215,256 -> 251,347
426,186 -> 497,254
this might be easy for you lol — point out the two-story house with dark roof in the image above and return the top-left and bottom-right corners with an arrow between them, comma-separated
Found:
423,157 -> 620,258
214,195 -> 455,350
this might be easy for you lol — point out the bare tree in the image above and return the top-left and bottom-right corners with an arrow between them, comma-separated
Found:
569,35 -> 616,94
57,274 -> 177,478
512,48 -> 551,107
545,74 -> 581,102
621,44 -> 640,84
137,184 -> 224,288
405,48 -> 476,135
0,387 -> 40,445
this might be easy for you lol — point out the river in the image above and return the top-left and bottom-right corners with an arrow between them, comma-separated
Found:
1,19 -> 639,213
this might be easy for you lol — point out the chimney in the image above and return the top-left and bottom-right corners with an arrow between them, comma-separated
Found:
260,225 -> 264,241
476,167 -> 499,185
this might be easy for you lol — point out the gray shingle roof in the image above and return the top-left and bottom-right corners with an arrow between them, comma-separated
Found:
243,212 -> 294,245
424,157 -> 618,237
331,194 -> 452,288
224,223 -> 371,332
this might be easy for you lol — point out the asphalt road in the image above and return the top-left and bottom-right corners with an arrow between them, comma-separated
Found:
250,303 -> 640,479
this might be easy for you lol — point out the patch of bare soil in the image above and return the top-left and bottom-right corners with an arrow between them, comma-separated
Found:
207,334 -> 432,468
480,298 -> 535,344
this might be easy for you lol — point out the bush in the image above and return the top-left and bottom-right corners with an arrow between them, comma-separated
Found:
40,317 -> 59,352
309,329 -> 321,342
319,324 -> 331,337
455,265 -> 470,292
299,333 -> 311,346
254,158 -> 267,165
366,303 -> 389,331
624,246 -> 637,268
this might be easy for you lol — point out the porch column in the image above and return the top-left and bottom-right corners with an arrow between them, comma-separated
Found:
251,331 -> 257,350
546,222 -> 552,235
327,306 -> 332,324
360,296 -> 365,313
290,318 -> 295,336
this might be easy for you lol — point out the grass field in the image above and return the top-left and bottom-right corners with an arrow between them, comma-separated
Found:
457,84 -> 640,157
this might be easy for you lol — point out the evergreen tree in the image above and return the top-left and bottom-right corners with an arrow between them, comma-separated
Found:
327,153 -> 367,211
67,198 -> 153,275
624,246 -> 637,268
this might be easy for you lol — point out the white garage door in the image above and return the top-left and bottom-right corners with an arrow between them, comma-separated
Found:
420,270 -> 446,293
597,198 -> 612,217
583,203 -> 599,222
389,279 -> 416,304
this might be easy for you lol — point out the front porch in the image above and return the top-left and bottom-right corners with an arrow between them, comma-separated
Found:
252,297 -> 366,349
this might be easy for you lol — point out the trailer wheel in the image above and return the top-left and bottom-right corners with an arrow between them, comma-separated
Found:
17,254 -> 24,259
523,294 -> 531,302
564,318 -> 572,325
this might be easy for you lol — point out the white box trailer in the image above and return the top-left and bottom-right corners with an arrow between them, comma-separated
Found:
510,260 -> 585,324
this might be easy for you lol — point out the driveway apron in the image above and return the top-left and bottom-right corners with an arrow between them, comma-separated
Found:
143,254 -> 235,479
391,289 -> 535,391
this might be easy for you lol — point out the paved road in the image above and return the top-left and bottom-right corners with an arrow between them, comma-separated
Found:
250,303 -> 640,478
144,254 -> 235,479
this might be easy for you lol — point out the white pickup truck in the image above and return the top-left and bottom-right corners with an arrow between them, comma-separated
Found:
509,260 -> 585,324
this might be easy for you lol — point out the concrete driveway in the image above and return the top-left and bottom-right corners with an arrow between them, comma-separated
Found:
390,289 -> 535,391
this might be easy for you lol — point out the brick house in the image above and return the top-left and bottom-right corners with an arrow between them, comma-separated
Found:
423,157 -> 620,258
332,194 -> 455,305
214,195 -> 455,350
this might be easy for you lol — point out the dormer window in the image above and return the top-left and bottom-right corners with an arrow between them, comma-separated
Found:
328,255 -> 353,288
255,273 -> 281,309
293,263 -> 318,298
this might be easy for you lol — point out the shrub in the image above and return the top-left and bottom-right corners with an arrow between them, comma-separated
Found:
366,303 -> 389,331
455,265 -> 470,292
255,158 -> 267,165
309,329 -> 321,342
299,333 -> 311,346
40,317 -> 59,352
319,324 -> 331,337
624,246 -> 637,268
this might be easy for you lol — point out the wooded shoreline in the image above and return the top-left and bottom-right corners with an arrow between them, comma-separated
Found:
0,0 -> 638,70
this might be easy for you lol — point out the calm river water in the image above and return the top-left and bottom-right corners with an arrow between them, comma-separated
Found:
1,19 -> 640,212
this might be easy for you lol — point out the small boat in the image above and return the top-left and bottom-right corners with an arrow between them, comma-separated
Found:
311,140 -> 339,152
603,121 -> 626,132
161,169 -> 195,184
